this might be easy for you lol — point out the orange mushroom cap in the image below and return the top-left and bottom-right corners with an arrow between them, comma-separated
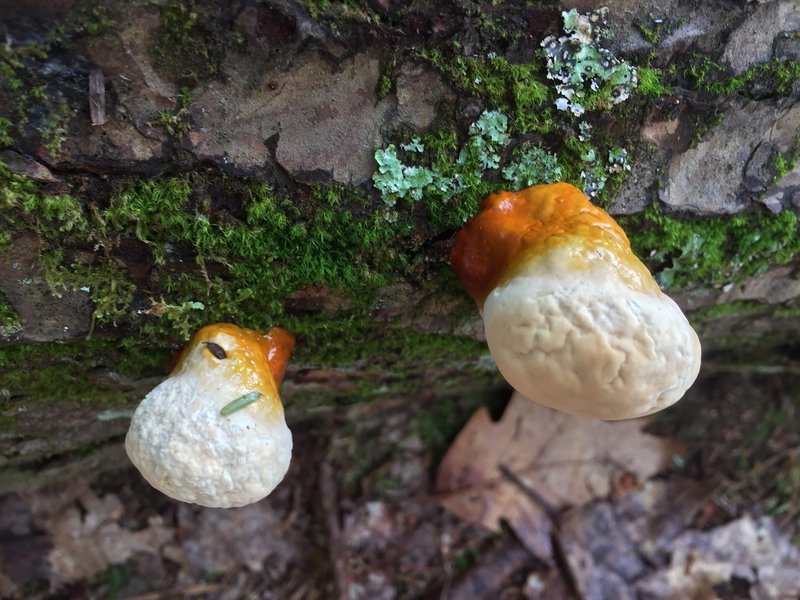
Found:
451,182 -> 659,308
169,323 -> 295,413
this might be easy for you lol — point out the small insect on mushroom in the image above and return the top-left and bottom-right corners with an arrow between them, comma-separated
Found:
125,323 -> 295,507
451,182 -> 701,420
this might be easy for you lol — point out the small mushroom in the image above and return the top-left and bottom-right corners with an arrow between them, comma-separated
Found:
451,182 -> 701,420
126,323 -> 295,507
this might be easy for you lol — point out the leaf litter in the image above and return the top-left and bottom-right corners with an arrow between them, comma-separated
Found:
3,374 -> 800,598
436,390 -> 800,599
435,391 -> 686,562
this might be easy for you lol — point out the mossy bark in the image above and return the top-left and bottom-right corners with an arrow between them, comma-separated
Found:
1,0 -> 799,491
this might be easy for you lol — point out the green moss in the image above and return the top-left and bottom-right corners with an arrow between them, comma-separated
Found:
1,162 -> 140,331
0,413 -> 17,432
301,0 -> 381,25
1,161 -> 88,239
0,309 -> 490,423
0,117 -> 13,147
689,111 -> 725,147
636,66 -> 672,97
635,22 -> 661,46
0,293 -> 21,335
39,98 -> 74,157
42,252 -> 136,330
303,0 -> 331,19
0,339 -> 169,410
147,87 -> 192,137
282,313 -> 488,367
1,162 -> 419,337
0,32 -> 76,149
623,204 -> 800,289
774,305 -> 800,319
108,178 -> 402,298
689,300 -> 770,322
150,0 -> 225,85
420,51 -> 551,134
772,141 -> 799,184
686,54 -> 800,96
84,6 -> 115,35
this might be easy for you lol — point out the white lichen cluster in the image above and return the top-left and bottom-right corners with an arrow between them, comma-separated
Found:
541,8 -> 639,117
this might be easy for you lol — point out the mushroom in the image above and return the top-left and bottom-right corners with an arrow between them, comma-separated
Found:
451,182 -> 701,420
125,323 -> 295,507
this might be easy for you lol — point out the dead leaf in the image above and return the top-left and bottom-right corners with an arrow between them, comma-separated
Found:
636,515 -> 800,600
557,479 -> 710,599
435,392 -> 684,560
36,489 -> 173,589
177,502 -> 301,575
0,571 -> 17,600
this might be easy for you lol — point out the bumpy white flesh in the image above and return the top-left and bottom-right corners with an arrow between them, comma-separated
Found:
482,246 -> 701,420
126,375 -> 292,508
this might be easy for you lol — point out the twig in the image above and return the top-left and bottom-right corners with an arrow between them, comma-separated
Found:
320,460 -> 350,600
720,445 -> 800,496
701,362 -> 800,375
421,457 -> 600,504
124,583 -> 225,600
498,463 -> 561,523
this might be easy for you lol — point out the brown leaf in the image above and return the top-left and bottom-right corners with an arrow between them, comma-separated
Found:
40,489 -> 173,589
557,479 -> 713,599
176,502 -> 301,575
435,392 -> 684,560
636,515 -> 800,599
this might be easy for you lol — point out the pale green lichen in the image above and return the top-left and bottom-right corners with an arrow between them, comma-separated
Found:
373,110 -> 510,209
372,144 -> 434,204
501,143 -> 562,189
374,7 -> 648,209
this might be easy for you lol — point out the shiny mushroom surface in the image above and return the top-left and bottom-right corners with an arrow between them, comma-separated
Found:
452,182 -> 701,420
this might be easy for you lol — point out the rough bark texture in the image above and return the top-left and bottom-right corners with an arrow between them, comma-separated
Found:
1,0 -> 799,490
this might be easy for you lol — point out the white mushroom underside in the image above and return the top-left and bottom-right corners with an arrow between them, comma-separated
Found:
125,376 -> 292,507
482,249 -> 701,420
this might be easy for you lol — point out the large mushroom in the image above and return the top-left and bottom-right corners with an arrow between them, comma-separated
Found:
451,182 -> 701,420
126,323 -> 294,507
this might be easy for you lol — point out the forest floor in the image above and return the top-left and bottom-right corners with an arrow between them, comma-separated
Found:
2,370 -> 800,600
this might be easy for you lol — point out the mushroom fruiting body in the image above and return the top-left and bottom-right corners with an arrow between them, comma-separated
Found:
451,182 -> 701,420
126,323 -> 294,507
